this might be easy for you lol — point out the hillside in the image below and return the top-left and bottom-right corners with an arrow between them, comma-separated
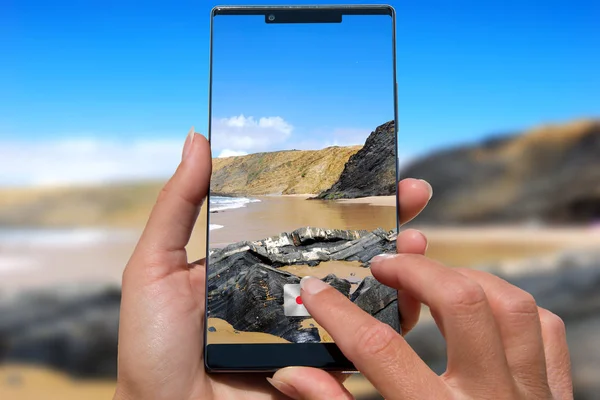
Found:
317,120 -> 396,199
401,119 -> 600,224
211,146 -> 361,195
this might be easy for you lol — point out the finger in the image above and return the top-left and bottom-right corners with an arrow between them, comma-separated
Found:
132,130 -> 211,277
455,268 -> 551,397
398,178 -> 432,225
396,228 -> 428,254
300,277 -> 448,399
370,254 -> 514,392
398,289 -> 421,335
538,308 -> 573,399
269,367 -> 354,400
396,229 -> 428,334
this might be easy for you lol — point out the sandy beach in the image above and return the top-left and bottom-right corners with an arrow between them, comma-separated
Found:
208,195 -> 397,247
3,194 -> 600,398
336,195 -> 396,207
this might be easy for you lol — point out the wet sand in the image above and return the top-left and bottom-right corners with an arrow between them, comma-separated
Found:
206,318 -> 335,344
279,260 -> 371,283
336,195 -> 396,207
209,195 -> 396,247
0,365 -> 116,400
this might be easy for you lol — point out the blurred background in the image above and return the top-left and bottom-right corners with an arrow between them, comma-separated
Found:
1,1 -> 599,399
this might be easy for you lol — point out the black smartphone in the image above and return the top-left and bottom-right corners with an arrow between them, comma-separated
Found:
205,4 -> 399,372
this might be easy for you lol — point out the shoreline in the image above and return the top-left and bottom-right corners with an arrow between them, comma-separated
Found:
335,195 -> 396,207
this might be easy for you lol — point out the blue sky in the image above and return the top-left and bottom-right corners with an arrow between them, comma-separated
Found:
211,12 -> 394,157
1,0 -> 599,185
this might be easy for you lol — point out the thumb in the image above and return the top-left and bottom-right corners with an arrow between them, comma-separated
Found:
129,127 -> 211,278
268,367 -> 354,400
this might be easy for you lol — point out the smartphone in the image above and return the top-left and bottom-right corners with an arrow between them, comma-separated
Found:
205,5 -> 399,372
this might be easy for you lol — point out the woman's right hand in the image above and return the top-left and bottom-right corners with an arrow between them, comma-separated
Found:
269,254 -> 573,399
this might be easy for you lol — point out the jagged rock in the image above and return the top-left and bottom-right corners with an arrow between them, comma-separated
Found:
209,227 -> 396,272
207,228 -> 399,342
351,277 -> 401,333
323,274 -> 352,295
316,121 -> 397,199
0,284 -> 120,378
208,265 -> 354,343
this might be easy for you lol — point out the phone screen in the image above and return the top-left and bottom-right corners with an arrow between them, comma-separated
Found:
206,6 -> 398,369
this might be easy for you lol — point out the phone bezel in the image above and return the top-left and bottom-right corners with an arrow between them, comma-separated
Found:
205,4 -> 399,373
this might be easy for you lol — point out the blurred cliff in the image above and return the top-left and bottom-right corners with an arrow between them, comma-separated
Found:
401,119 -> 600,225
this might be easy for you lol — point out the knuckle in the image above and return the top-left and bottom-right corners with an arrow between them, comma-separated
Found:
354,321 -> 399,358
156,187 -> 169,204
498,290 -> 538,317
539,308 -> 567,339
442,278 -> 487,311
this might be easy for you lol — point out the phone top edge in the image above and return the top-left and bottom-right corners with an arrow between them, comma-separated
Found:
212,4 -> 394,16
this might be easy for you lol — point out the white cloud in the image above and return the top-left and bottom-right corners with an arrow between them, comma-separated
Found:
325,128 -> 371,147
285,127 -> 371,150
211,115 -> 293,154
217,149 -> 248,158
0,137 -> 183,187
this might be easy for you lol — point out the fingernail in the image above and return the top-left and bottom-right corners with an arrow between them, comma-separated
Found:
371,253 -> 398,264
266,377 -> 300,399
182,126 -> 195,160
419,179 -> 433,200
415,229 -> 429,252
300,276 -> 329,295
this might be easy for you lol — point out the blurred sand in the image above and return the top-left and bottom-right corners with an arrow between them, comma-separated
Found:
0,364 -> 377,399
2,195 -> 600,398
0,365 -> 116,400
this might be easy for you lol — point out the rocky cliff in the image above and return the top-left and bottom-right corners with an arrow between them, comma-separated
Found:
211,146 -> 361,195
401,119 -> 600,224
317,121 -> 397,199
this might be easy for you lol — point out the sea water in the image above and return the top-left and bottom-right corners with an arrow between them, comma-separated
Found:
209,196 -> 260,231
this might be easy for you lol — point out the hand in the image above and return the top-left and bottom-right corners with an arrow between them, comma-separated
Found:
113,128 -> 434,400
269,256 -> 574,398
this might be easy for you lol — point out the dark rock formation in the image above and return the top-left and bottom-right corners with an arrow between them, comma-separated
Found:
351,276 -> 400,333
207,227 -> 399,342
399,119 -> 600,224
208,265 -> 352,342
0,285 -> 120,378
317,121 -> 397,199
208,227 -> 396,278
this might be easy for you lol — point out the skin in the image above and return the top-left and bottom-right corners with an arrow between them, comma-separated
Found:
114,129 -> 573,400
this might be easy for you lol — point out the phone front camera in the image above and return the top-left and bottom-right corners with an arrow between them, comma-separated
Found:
267,14 -> 275,21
